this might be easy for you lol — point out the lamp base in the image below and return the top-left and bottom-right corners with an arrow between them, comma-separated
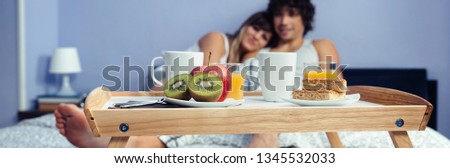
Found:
57,74 -> 78,96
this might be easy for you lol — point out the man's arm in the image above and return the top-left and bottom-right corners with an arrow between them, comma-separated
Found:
313,39 -> 343,78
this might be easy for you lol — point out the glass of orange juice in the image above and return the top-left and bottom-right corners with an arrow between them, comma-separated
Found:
224,63 -> 244,100
303,62 -> 338,79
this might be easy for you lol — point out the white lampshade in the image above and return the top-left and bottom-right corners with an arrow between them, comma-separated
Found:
50,47 -> 82,74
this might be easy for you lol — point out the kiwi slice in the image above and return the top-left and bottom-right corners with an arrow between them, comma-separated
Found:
188,73 -> 223,102
164,74 -> 192,100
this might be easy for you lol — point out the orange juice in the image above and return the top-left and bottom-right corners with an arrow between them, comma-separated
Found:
227,73 -> 244,100
304,70 -> 337,79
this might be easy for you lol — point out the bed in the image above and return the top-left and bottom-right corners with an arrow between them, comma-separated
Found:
0,113 -> 449,148
0,114 -> 74,148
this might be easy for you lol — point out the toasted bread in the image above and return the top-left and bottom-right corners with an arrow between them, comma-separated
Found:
302,79 -> 347,93
292,89 -> 346,100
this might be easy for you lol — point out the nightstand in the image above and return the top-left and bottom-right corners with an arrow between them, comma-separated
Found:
18,110 -> 53,121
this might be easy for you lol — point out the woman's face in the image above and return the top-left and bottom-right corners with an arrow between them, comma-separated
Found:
240,25 -> 272,52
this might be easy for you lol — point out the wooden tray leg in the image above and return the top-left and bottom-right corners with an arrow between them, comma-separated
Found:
326,132 -> 343,148
389,131 -> 413,148
108,137 -> 130,148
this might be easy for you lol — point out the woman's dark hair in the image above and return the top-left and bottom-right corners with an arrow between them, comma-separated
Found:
233,11 -> 274,38
268,0 -> 315,36
228,11 -> 275,63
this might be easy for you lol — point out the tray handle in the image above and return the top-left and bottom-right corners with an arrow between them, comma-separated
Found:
84,86 -> 112,136
347,85 -> 433,130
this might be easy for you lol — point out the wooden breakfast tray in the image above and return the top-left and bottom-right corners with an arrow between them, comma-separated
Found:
84,86 -> 433,148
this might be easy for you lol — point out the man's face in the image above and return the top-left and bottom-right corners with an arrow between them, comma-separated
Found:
273,6 -> 304,41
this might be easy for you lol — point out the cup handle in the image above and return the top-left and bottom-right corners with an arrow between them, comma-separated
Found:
244,58 -> 260,91
150,56 -> 164,86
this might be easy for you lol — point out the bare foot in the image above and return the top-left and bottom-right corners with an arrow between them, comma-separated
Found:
54,104 -> 109,147
245,133 -> 279,148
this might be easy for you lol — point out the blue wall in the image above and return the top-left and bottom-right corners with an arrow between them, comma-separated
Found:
0,0 -> 18,127
2,0 -> 450,139
58,0 -> 266,93
25,0 -> 59,110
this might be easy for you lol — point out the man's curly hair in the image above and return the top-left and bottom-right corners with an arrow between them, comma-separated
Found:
268,0 -> 315,36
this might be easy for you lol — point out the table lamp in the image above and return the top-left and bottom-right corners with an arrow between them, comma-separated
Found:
50,47 -> 82,96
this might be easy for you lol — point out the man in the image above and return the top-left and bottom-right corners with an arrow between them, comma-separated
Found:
246,0 -> 343,146
265,0 -> 341,71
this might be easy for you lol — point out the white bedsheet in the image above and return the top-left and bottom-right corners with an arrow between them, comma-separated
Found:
0,114 -> 74,148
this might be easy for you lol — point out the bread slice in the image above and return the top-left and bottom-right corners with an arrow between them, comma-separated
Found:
302,79 -> 347,93
292,89 -> 346,100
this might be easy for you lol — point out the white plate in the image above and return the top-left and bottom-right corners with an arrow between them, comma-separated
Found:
164,97 -> 245,108
281,94 -> 360,106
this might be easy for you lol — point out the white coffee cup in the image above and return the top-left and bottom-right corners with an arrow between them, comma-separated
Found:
150,51 -> 203,86
257,52 -> 297,102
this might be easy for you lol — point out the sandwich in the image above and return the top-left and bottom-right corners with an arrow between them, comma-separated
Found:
302,78 -> 347,92
292,75 -> 347,101
292,89 -> 345,100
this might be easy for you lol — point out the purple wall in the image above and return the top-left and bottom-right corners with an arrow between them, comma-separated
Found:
58,0 -> 266,93
2,0 -> 450,139
24,0 -> 59,110
0,0 -> 18,127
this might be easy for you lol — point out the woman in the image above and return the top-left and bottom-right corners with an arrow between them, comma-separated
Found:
189,11 -> 274,65
55,11 -> 276,148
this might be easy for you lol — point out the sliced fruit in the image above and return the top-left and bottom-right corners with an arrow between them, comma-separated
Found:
190,52 -> 230,102
203,64 -> 230,102
190,66 -> 205,76
188,73 -> 223,102
164,74 -> 192,100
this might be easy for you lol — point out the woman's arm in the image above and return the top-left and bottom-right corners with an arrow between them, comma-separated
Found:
241,50 -> 259,63
198,32 -> 227,65
313,39 -> 343,78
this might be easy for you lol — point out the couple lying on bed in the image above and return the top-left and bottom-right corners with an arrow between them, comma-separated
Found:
55,0 -> 342,148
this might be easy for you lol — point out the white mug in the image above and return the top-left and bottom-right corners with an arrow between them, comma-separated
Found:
150,51 -> 203,86
257,52 -> 297,102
